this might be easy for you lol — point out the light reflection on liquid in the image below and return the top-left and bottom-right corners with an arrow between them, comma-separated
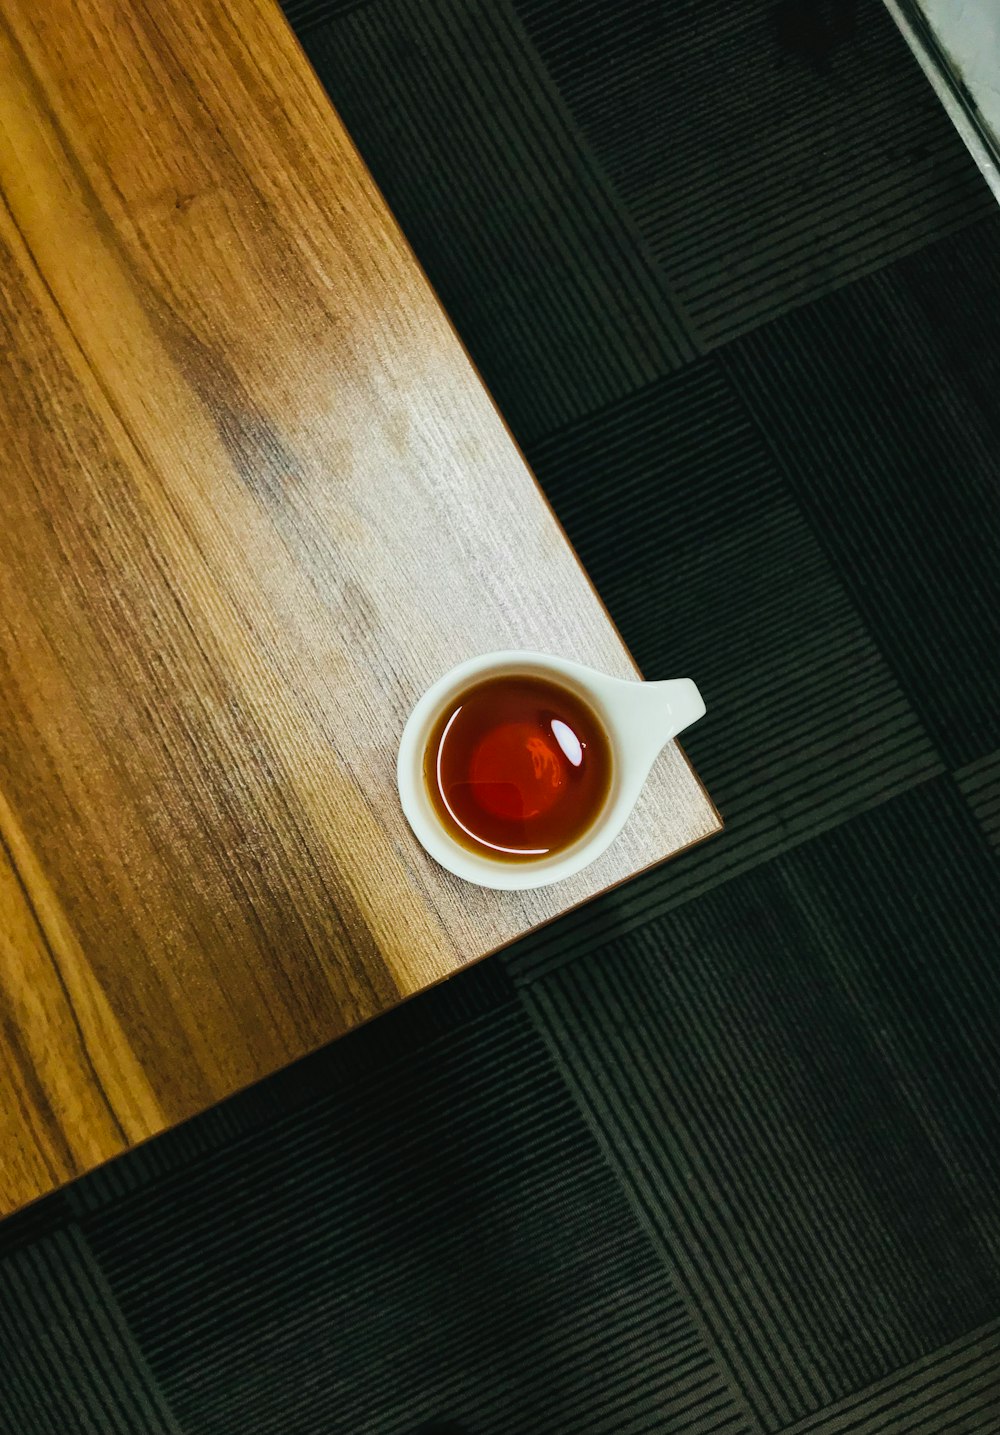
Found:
551,718 -> 583,767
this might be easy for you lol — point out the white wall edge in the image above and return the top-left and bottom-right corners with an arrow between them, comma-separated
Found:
883,0 -> 1000,208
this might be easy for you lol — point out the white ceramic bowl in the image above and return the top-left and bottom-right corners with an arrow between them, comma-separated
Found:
397,650 -> 705,890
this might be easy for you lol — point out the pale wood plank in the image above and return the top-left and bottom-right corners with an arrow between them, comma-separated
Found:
0,0 -> 719,1215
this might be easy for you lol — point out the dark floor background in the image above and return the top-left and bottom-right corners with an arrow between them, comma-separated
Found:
3,1 -> 1000,1431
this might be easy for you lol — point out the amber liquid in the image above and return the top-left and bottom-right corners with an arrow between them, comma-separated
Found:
424,673 -> 613,861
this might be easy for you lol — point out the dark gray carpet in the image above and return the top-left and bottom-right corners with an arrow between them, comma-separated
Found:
3,1 -> 1000,1431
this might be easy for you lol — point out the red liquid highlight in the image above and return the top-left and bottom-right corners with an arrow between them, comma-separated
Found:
424,673 -> 612,861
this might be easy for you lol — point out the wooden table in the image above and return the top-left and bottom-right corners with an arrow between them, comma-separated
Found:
0,0 -> 719,1218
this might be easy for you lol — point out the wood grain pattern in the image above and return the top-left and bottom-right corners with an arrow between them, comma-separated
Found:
0,0 -> 719,1216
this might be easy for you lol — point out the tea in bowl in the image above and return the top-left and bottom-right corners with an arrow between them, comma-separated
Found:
397,651 -> 705,890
